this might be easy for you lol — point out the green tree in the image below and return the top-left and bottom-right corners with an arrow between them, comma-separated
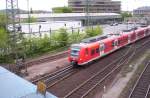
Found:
86,26 -> 103,37
52,7 -> 72,13
0,13 -> 7,28
0,27 -> 8,48
56,28 -> 69,46
121,12 -> 133,20
0,13 -> 8,48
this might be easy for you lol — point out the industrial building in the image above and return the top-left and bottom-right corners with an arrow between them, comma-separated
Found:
68,0 -> 121,13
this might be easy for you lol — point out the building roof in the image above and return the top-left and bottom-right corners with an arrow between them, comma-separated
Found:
20,13 -> 121,19
0,66 -> 57,98
134,6 -> 150,11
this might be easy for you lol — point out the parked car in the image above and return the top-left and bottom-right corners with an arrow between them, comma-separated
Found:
110,23 -> 118,26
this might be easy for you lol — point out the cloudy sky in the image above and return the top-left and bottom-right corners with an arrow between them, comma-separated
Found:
0,0 -> 150,11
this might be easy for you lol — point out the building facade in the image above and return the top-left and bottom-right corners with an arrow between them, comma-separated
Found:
133,6 -> 150,17
68,0 -> 121,13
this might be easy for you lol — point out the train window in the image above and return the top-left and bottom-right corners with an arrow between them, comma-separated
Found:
104,44 -> 107,50
112,41 -> 118,46
100,45 -> 105,51
128,35 -> 131,41
145,29 -> 148,35
112,41 -> 115,47
100,43 -> 105,51
116,41 -> 118,46
118,40 -> 121,45
85,48 -> 88,55
71,49 -> 80,57
126,37 -> 128,41
91,49 -> 95,55
96,48 -> 99,53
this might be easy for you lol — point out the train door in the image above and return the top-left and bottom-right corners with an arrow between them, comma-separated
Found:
113,39 -> 118,49
145,29 -> 149,36
100,42 -> 105,56
144,30 -> 146,36
135,32 -> 138,40
148,29 -> 150,35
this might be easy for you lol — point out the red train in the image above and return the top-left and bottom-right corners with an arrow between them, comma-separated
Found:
68,26 -> 150,67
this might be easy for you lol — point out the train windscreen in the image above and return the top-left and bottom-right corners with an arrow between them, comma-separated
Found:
71,46 -> 81,57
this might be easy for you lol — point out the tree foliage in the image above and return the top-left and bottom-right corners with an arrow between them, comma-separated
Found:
85,26 -> 103,37
0,24 -> 103,63
52,7 -> 72,13
25,16 -> 37,23
0,14 -> 8,48
0,13 -> 7,28
56,28 -> 69,46
121,12 -> 133,20
0,27 -> 8,48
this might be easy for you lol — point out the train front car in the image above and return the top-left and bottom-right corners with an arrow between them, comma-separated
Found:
68,44 -> 83,67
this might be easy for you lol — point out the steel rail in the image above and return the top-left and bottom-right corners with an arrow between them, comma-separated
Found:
145,85 -> 150,98
32,65 -> 73,84
128,61 -> 150,98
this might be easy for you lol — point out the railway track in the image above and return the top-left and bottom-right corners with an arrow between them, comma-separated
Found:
26,51 -> 68,67
145,85 -> 150,98
128,61 -> 150,98
32,65 -> 73,84
47,37 -> 150,98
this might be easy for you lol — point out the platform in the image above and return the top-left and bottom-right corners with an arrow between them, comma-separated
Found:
0,66 -> 57,98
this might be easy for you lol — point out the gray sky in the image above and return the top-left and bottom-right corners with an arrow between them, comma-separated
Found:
0,0 -> 150,11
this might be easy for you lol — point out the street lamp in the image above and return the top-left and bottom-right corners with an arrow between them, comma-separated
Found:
27,0 -> 31,34
39,25 -> 42,37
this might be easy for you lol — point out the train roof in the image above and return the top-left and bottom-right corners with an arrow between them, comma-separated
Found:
81,35 -> 108,43
0,66 -> 57,98
70,34 -> 121,48
71,26 -> 150,48
81,33 -> 122,43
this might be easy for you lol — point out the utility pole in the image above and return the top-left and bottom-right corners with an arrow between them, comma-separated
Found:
85,0 -> 90,27
6,0 -> 22,73
27,0 -> 31,34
